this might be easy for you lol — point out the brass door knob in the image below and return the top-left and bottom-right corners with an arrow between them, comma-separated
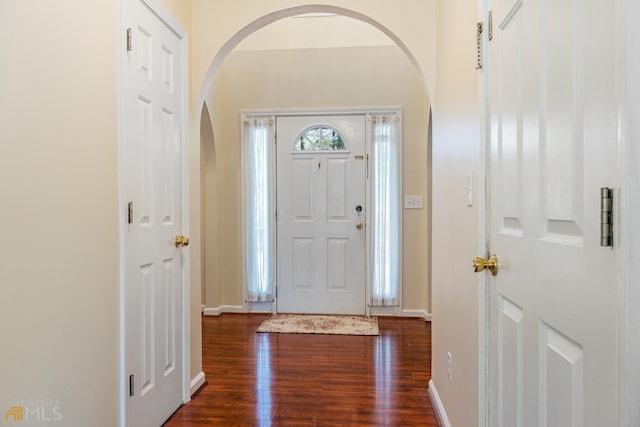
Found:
473,254 -> 498,276
175,235 -> 190,248
356,221 -> 364,230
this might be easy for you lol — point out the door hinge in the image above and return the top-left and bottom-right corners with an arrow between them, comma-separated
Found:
126,28 -> 133,52
488,11 -> 493,41
127,201 -> 133,224
601,188 -> 613,247
129,374 -> 135,396
476,21 -> 484,70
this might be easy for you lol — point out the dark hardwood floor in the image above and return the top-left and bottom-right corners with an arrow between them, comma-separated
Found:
164,314 -> 438,426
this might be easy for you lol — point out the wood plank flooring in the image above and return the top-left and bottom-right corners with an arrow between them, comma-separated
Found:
164,314 -> 438,426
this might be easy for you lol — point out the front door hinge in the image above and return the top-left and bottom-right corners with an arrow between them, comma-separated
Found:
601,188 -> 613,247
129,374 -> 135,396
126,28 -> 133,52
476,21 -> 484,70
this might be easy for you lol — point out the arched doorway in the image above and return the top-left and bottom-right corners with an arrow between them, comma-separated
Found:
195,6 -> 433,320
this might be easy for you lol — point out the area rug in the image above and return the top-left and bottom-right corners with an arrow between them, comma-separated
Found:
256,314 -> 379,336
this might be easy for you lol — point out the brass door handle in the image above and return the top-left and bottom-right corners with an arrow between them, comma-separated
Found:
473,254 -> 498,276
175,235 -> 190,248
356,221 -> 364,230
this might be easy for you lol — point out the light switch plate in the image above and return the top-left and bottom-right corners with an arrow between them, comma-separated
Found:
404,195 -> 423,209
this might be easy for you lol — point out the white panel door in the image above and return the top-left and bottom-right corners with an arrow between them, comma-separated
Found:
277,115 -> 366,315
485,0 -> 619,425
123,1 -> 185,426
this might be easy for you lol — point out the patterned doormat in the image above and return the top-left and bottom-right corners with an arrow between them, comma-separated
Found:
256,314 -> 379,336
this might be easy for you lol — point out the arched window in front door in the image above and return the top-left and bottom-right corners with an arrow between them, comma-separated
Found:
293,126 -> 348,152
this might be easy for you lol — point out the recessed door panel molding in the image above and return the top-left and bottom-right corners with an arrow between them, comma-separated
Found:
327,158 -> 349,220
292,238 -> 314,290
292,160 -> 313,219
161,45 -> 174,93
495,0 -> 523,29
497,6 -> 524,237
500,17 -> 522,235
162,108 -> 175,225
162,258 -> 176,376
137,25 -> 152,79
539,322 -> 584,427
541,0 -> 584,244
327,238 -> 348,290
138,96 -> 153,226
140,263 -> 155,397
498,296 -> 523,427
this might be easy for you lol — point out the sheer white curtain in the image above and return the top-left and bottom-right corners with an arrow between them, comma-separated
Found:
243,117 -> 275,302
370,114 -> 401,307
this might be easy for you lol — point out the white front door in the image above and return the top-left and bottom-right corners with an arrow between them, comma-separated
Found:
276,115 -> 366,315
486,0 -> 618,425
123,1 -> 186,425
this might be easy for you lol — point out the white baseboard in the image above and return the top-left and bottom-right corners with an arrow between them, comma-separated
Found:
202,307 -> 221,316
428,379 -> 451,427
202,305 -> 431,320
402,309 -> 431,321
190,371 -> 206,397
202,305 -> 244,316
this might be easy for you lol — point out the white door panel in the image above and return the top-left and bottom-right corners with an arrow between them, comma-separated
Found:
124,1 -> 185,425
486,0 -> 618,425
277,115 -> 366,315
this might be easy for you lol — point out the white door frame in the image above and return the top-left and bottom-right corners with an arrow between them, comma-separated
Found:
619,0 -> 638,423
476,0 -> 633,425
118,0 -> 191,424
241,107 -> 402,317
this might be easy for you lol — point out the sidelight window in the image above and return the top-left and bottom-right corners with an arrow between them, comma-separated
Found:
370,113 -> 401,307
243,117 -> 276,302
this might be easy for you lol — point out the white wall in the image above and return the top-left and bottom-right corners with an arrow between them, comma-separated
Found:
202,45 -> 430,313
191,1 -> 437,104
235,13 -> 394,51
0,1 -> 203,425
0,1 -> 119,425
430,0 -> 483,425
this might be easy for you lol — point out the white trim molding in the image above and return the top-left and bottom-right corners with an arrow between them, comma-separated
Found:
402,309 -> 431,320
203,305 -> 244,316
190,371 -> 206,398
428,380 -> 451,427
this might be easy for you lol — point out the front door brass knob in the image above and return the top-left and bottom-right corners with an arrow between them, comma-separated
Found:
175,235 -> 190,248
356,221 -> 364,230
473,254 -> 498,276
